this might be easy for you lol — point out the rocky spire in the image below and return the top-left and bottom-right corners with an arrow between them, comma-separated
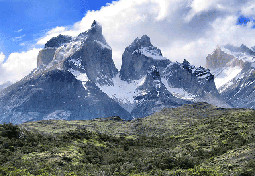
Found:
90,20 -> 103,34
131,35 -> 152,48
120,35 -> 170,81
206,46 -> 235,69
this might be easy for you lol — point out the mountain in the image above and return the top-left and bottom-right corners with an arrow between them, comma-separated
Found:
0,21 -> 131,124
99,34 -> 229,116
206,45 -> 255,109
0,21 -> 228,124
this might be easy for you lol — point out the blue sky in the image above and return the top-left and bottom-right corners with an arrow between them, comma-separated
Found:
0,0 -> 115,56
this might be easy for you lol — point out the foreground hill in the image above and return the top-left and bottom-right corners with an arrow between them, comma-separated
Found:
0,103 -> 254,175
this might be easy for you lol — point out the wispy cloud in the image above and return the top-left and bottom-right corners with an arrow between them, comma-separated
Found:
15,29 -> 23,33
12,34 -> 26,42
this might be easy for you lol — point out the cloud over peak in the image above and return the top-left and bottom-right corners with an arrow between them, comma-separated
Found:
35,0 -> 255,69
2,0 -> 255,84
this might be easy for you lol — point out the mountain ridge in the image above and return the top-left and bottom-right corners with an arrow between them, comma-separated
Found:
0,21 -> 231,124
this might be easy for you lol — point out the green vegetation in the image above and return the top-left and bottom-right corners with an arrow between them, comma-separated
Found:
0,103 -> 254,175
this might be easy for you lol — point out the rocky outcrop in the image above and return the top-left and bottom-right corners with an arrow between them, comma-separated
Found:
220,63 -> 255,109
131,66 -> 190,118
224,44 -> 255,56
164,59 -> 217,97
206,45 -> 255,109
37,34 -> 72,68
37,48 -> 56,68
206,47 -> 235,69
58,21 -> 118,85
120,35 -> 170,81
45,34 -> 72,48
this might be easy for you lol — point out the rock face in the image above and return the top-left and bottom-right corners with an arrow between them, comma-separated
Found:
131,66 -> 190,118
206,45 -> 255,109
58,21 -> 118,85
206,47 -> 235,69
0,21 -> 230,124
98,35 -> 228,118
37,34 -> 72,68
0,70 -> 131,124
164,60 -> 216,96
120,35 -> 170,81
219,62 -> 255,109
37,48 -> 56,68
0,21 -> 129,124
44,34 -> 72,48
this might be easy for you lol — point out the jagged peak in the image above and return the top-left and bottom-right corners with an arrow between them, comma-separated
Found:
132,35 -> 152,47
127,35 -> 167,60
77,20 -> 106,44
90,20 -> 103,34
182,59 -> 191,66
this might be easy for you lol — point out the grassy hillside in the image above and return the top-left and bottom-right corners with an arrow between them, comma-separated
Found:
0,103 -> 254,175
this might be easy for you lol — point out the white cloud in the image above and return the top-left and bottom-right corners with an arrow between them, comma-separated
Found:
34,0 -> 255,69
2,0 -> 255,84
0,48 -> 40,84
0,52 -> 5,64
12,34 -> 26,42
37,26 -> 68,45
15,29 -> 23,33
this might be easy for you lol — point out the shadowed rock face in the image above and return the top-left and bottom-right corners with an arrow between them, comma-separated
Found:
61,21 -> 118,85
45,34 -> 72,48
164,60 -> 216,96
0,70 -> 132,124
132,66 -> 191,118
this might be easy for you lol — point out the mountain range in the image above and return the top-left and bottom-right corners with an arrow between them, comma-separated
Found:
0,21 -> 254,124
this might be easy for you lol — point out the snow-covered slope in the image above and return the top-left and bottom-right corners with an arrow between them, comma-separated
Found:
206,45 -> 255,109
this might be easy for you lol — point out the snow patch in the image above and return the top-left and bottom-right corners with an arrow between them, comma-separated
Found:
43,110 -> 71,120
161,78 -> 195,100
54,40 -> 83,62
211,66 -> 242,89
222,47 -> 255,63
134,47 -> 167,60
97,74 -> 146,112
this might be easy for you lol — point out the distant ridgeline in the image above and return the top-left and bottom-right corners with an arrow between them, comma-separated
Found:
0,20 -> 254,124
